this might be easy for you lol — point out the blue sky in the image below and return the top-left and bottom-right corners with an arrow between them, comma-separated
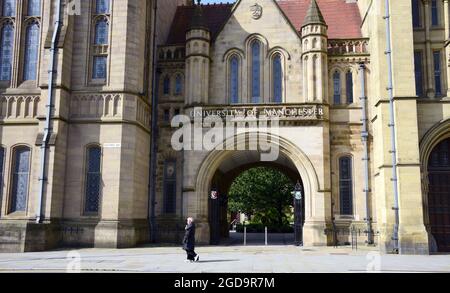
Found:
202,0 -> 236,4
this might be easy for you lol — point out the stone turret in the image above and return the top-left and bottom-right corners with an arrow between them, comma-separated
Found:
185,0 -> 210,105
301,0 -> 328,103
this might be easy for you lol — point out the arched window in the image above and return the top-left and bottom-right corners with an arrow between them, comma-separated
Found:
96,0 -> 110,14
229,56 -> 239,104
94,18 -> 109,45
163,160 -> 177,214
27,0 -> 41,16
163,76 -> 170,95
251,40 -> 261,103
339,156 -> 353,216
412,0 -> 421,28
273,54 -> 282,103
10,146 -> 31,213
333,71 -> 341,105
346,71 -> 353,104
0,23 -> 13,81
175,74 -> 183,95
23,22 -> 40,81
2,0 -> 15,17
85,145 -> 102,214
0,147 -> 5,199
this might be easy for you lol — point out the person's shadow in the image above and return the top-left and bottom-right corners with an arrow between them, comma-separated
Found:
196,259 -> 240,263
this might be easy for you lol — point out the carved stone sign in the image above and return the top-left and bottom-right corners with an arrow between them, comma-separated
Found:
250,3 -> 263,20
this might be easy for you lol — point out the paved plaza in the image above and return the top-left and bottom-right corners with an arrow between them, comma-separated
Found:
0,243 -> 449,273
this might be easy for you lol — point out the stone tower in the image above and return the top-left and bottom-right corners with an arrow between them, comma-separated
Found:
301,0 -> 328,103
185,1 -> 210,105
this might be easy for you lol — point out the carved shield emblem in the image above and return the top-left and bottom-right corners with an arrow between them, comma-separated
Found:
250,3 -> 263,20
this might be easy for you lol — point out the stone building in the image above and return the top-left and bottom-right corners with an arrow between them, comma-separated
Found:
0,0 -> 449,255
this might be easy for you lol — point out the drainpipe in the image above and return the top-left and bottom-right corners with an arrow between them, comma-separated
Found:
359,63 -> 373,245
148,0 -> 159,243
36,0 -> 62,224
384,0 -> 400,254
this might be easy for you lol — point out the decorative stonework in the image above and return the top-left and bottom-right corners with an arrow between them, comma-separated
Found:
250,3 -> 263,20
70,93 -> 122,119
0,95 -> 40,120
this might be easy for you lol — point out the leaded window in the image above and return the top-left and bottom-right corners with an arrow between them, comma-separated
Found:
92,56 -> 107,79
251,41 -> 261,104
333,71 -> 341,105
431,0 -> 439,26
229,56 -> 239,104
0,23 -> 13,81
23,21 -> 39,81
163,161 -> 177,214
346,71 -> 353,104
96,0 -> 110,14
412,0 -> 421,28
434,51 -> 442,97
10,147 -> 30,213
339,156 -> 353,216
94,18 -> 108,45
175,74 -> 183,95
85,146 -> 101,214
273,54 -> 282,103
414,51 -> 424,97
2,0 -> 15,17
163,76 -> 170,95
27,0 -> 41,16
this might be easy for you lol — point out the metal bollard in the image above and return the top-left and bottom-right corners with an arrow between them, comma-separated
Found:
265,226 -> 268,246
244,226 -> 247,246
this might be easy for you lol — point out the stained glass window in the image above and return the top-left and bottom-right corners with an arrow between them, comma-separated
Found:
251,41 -> 261,104
93,56 -> 107,79
85,146 -> 101,214
94,19 -> 108,45
10,147 -> 30,213
23,22 -> 39,81
2,0 -> 15,17
0,23 -> 13,81
346,71 -> 353,104
434,51 -> 442,96
339,156 -> 353,216
230,56 -> 239,104
27,0 -> 41,16
333,71 -> 341,105
163,161 -> 176,214
96,0 -> 109,14
273,55 -> 282,103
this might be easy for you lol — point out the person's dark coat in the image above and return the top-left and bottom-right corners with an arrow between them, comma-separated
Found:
182,223 -> 196,251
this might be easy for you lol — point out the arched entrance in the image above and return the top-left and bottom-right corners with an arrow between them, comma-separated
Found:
207,150 -> 304,245
427,138 -> 450,252
193,132 -> 327,246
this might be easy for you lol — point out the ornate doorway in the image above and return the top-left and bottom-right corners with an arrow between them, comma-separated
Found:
428,138 -> 450,252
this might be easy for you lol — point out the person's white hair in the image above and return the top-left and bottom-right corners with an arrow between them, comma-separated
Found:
187,217 -> 194,223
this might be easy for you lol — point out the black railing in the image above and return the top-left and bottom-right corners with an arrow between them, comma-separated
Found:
324,227 -> 380,250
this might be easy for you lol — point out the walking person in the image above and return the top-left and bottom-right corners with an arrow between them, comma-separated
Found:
182,217 -> 200,263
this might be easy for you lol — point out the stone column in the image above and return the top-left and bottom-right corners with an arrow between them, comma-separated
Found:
424,0 -> 435,98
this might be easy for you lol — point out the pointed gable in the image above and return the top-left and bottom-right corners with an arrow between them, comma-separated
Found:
165,0 -> 362,44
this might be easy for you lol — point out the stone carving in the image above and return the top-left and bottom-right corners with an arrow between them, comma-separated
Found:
0,95 -> 40,120
250,3 -> 263,20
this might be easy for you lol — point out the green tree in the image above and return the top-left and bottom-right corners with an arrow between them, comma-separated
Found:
228,167 -> 295,226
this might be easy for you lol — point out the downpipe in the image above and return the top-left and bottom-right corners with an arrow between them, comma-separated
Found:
36,0 -> 62,224
384,0 -> 400,254
148,0 -> 159,243
359,63 -> 373,245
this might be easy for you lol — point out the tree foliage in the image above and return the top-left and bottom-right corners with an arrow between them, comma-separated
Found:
228,167 -> 295,226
